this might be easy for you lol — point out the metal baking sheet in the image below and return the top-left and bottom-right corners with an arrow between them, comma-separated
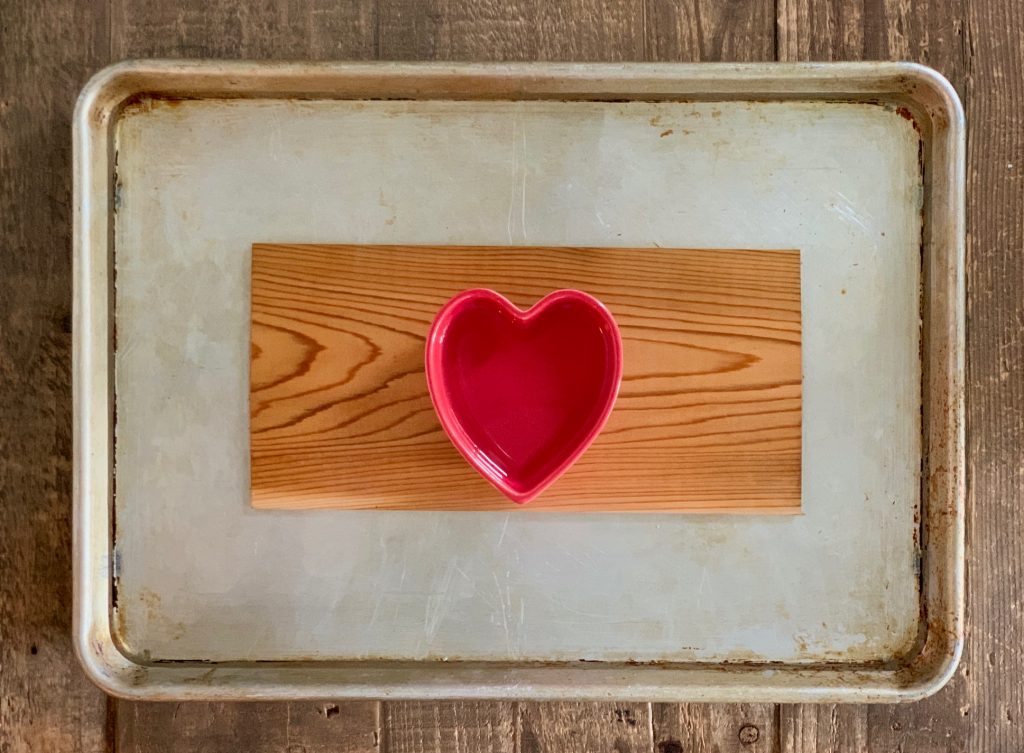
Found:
73,61 -> 964,701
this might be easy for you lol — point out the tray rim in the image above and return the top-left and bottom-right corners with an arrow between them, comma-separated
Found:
72,60 -> 965,702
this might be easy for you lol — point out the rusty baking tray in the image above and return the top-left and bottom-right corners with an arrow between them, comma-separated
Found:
73,61 -> 964,701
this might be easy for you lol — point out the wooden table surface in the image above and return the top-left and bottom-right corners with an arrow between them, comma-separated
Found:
1,0 -> 1019,750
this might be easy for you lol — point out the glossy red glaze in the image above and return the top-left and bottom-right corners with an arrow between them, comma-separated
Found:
425,289 -> 623,504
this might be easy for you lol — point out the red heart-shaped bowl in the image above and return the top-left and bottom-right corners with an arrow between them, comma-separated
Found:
425,289 -> 623,504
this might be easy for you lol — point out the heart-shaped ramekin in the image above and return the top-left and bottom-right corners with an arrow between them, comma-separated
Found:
425,289 -> 623,504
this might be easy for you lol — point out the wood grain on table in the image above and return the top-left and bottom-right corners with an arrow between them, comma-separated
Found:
3,0 -> 1021,750
251,244 -> 802,513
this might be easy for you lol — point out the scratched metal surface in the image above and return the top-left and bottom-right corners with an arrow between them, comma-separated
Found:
110,96 -> 922,666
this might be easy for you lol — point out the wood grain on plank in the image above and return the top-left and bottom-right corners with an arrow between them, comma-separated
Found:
0,0 -> 112,751
645,0 -> 775,62
779,705 -> 866,753
250,244 -> 802,512
382,702 -> 515,753
117,701 -> 380,753
285,702 -> 382,753
111,0 -> 379,60
518,703 -> 653,753
378,0 -> 646,61
962,0 -> 1024,749
653,703 -> 777,753
117,703 -> 287,752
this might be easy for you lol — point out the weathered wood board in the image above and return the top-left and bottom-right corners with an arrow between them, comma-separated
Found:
250,244 -> 801,512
